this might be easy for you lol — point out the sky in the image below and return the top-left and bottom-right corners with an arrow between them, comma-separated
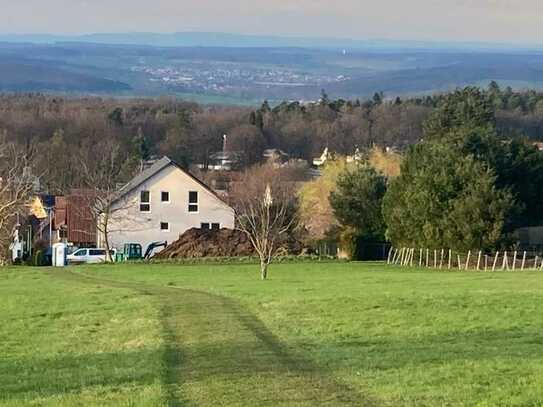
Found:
1,0 -> 543,44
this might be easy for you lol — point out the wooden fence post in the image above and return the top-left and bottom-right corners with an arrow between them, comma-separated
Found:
426,249 -> 429,268
439,249 -> 444,269
502,251 -> 508,271
457,254 -> 462,270
410,248 -> 414,267
512,251 -> 517,271
434,250 -> 437,268
492,252 -> 499,272
521,251 -> 526,271
476,251 -> 482,271
448,249 -> 452,270
419,249 -> 423,267
465,250 -> 471,271
387,248 -> 393,264
484,254 -> 488,272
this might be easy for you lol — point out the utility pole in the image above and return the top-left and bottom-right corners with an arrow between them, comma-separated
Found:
45,206 -> 53,249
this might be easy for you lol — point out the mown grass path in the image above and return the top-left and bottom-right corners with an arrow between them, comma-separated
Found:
49,269 -> 374,406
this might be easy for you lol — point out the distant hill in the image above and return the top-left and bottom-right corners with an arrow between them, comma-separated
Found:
0,59 -> 131,93
1,32 -> 542,52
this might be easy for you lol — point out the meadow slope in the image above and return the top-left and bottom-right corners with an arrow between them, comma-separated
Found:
1,263 -> 543,406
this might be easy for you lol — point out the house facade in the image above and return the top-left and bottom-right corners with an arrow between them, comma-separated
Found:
100,157 -> 235,252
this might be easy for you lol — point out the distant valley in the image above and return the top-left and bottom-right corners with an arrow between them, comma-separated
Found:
2,33 -> 543,104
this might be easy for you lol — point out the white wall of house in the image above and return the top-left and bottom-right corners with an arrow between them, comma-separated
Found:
100,164 -> 235,253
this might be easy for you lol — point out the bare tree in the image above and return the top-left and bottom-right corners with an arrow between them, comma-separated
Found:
78,142 -> 138,262
230,164 -> 299,280
0,141 -> 34,265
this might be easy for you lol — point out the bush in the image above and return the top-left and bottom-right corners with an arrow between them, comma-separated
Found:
31,250 -> 47,267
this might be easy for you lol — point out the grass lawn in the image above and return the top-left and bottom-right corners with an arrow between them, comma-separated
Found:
2,262 -> 543,406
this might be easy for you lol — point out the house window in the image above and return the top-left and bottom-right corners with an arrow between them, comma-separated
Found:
140,190 -> 151,212
201,223 -> 210,230
160,222 -> 170,231
161,191 -> 170,203
188,191 -> 198,212
211,223 -> 220,230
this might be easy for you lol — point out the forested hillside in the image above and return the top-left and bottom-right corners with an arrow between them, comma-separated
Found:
1,83 -> 543,193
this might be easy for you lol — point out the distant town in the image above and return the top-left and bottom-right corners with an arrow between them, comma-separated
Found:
131,63 -> 350,95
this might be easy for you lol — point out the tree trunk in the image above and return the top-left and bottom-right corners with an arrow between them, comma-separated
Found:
103,227 -> 112,263
260,259 -> 268,280
102,214 -> 113,263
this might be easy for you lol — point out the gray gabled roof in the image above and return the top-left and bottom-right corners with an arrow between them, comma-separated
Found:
114,156 -> 232,210
117,156 -> 172,197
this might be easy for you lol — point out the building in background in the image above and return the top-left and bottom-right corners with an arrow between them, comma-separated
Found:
54,191 -> 96,247
101,156 -> 235,253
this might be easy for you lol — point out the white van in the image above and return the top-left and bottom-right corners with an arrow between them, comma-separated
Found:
67,248 -> 116,264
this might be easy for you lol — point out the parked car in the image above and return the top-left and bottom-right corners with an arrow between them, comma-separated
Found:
67,248 -> 116,264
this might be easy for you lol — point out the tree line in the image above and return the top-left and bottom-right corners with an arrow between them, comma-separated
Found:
325,87 -> 543,256
2,85 -> 543,266
2,84 -> 543,194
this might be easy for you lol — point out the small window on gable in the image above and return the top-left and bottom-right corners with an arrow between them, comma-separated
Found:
201,222 -> 210,230
140,190 -> 151,212
161,191 -> 170,203
211,223 -> 220,231
160,222 -> 169,231
188,191 -> 198,212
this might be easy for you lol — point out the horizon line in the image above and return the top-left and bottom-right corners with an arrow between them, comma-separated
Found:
1,31 -> 542,50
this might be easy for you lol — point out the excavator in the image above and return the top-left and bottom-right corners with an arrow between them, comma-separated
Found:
121,241 -> 167,262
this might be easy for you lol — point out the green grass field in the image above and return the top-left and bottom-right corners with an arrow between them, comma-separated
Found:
2,262 -> 543,406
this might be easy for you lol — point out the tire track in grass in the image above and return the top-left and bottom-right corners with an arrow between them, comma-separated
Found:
49,269 -> 188,407
49,269 -> 377,406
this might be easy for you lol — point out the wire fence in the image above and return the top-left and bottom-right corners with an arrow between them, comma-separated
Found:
387,247 -> 543,271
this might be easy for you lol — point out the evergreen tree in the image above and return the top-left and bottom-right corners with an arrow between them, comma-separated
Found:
383,86 -> 543,250
330,166 -> 387,240
320,89 -> 330,106
372,92 -> 383,105
134,127 -> 151,162
107,107 -> 123,127
383,142 -> 514,251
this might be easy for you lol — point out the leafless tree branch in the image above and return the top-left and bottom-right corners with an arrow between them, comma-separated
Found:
230,163 -> 299,280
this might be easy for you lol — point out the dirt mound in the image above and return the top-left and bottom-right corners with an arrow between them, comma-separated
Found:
156,228 -> 255,259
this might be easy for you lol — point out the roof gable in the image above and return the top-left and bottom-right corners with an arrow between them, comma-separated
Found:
114,156 -> 232,211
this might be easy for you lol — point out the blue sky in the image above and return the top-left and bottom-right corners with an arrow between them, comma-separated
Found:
2,0 -> 541,43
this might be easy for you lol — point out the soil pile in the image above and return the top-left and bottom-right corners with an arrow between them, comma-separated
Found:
156,228 -> 255,259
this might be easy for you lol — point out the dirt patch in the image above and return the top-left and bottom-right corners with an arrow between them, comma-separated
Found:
155,228 -> 255,259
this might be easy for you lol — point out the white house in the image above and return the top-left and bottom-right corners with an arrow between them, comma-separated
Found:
100,157 -> 235,253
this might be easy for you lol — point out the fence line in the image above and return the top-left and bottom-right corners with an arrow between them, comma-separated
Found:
387,247 -> 543,271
